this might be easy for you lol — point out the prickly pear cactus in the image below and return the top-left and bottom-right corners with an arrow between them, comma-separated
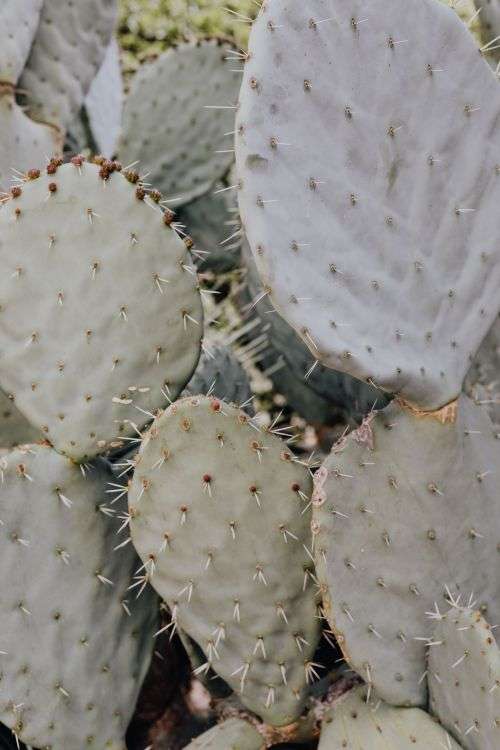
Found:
183,343 -> 252,409
236,0 -> 500,410
20,0 -> 117,131
185,718 -> 264,750
0,95 -> 61,191
0,389 -> 42,447
241,240 -> 388,426
428,606 -> 500,749
318,685 -> 461,749
477,0 -> 500,51
312,394 -> 500,706
0,1 -> 43,85
0,159 -> 202,462
129,396 -> 321,726
119,40 -> 240,207
0,443 -> 158,748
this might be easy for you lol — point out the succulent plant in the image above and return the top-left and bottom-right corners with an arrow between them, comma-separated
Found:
184,717 -> 264,750
0,0 -> 43,86
119,40 -> 241,208
312,394 -> 500,706
0,388 -> 42,447
19,0 -> 117,133
428,605 -> 500,749
129,395 -> 321,726
235,0 -> 500,411
0,159 -> 202,461
465,313 -> 500,426
182,342 -> 253,409
0,443 -> 158,748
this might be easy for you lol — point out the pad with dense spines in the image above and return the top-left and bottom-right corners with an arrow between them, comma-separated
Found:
0,1 -> 43,85
312,394 -> 500,707
0,160 -> 202,462
185,718 -> 264,749
119,40 -> 240,207
19,0 -> 117,132
465,314 -> 500,426
236,0 -> 500,411
179,188 -> 242,273
241,241 -> 388,426
428,606 -> 500,749
0,443 -> 158,749
0,95 -> 61,191
129,396 -> 320,726
318,684 -> 462,749
0,389 -> 42,448
183,343 -> 253,409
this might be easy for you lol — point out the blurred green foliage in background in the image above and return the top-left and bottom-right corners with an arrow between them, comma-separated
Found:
119,0 -> 258,74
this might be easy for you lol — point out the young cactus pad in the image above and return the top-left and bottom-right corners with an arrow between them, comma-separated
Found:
0,1 -> 43,85
428,606 -> 500,749
0,160 -> 202,461
317,684 -> 462,749
235,0 -> 500,410
119,40 -> 241,207
19,0 -> 117,131
0,443 -> 158,748
312,394 -> 500,706
185,718 -> 264,750
128,396 -> 321,726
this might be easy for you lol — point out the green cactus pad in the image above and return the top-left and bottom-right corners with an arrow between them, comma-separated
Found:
236,0 -> 500,410
129,396 -> 320,726
0,1 -> 43,85
183,343 -> 252,409
0,443 -> 158,748
0,389 -> 42,447
119,40 -> 240,207
428,606 -> 500,749
0,160 -> 202,461
0,95 -> 61,191
312,394 -> 500,706
185,718 -> 264,750
19,0 -> 117,131
318,684 -> 461,749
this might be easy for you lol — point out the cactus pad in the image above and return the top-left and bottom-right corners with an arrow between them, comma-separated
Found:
129,396 -> 320,725
84,39 -> 123,159
185,718 -> 264,749
465,314 -> 500,426
236,0 -> 500,410
318,685 -> 461,749
0,160 -> 202,461
119,40 -> 240,206
183,343 -> 252,408
0,443 -> 157,748
0,1 -> 43,85
0,96 -> 61,191
20,0 -> 117,131
312,394 -> 500,706
0,389 -> 42,447
428,606 -> 500,749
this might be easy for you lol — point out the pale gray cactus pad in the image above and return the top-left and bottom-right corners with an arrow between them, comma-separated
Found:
318,685 -> 461,749
129,396 -> 320,726
0,389 -> 42,448
85,39 -> 123,158
119,40 -> 240,207
465,314 -> 500,426
0,444 -> 158,748
241,240 -> 388,426
185,718 -> 264,749
236,0 -> 500,410
312,394 -> 500,706
0,161 -> 202,461
19,0 -> 117,131
0,0 -> 43,84
428,606 -> 500,749
0,95 -> 61,191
